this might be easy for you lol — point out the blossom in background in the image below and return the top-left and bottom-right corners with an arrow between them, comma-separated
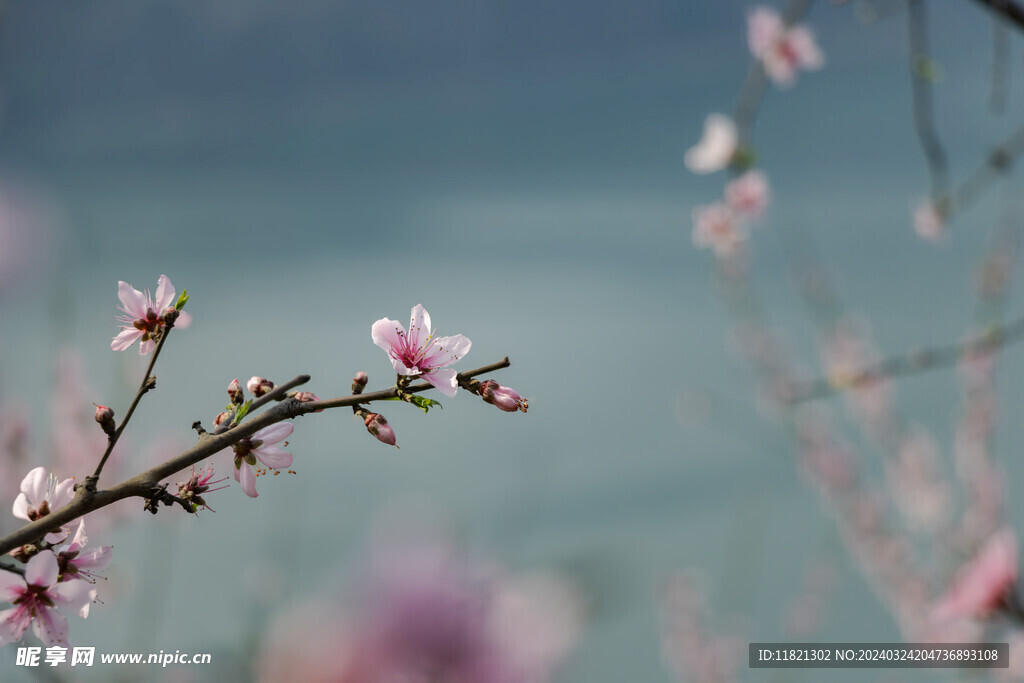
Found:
56,521 -> 113,583
747,6 -> 824,87
228,423 -> 294,498
0,551 -> 96,646
685,114 -> 738,175
691,202 -> 746,257
111,274 -> 192,355
372,304 -> 472,397
724,169 -> 771,219
12,466 -> 76,544
932,528 -> 1018,622
913,200 -> 946,243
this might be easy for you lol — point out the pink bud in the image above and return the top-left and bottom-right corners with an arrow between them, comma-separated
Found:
292,391 -> 323,413
93,404 -> 116,436
247,376 -> 275,397
478,380 -> 528,413
352,371 -> 369,394
364,413 -> 397,447
227,378 -> 243,405
213,410 -> 234,428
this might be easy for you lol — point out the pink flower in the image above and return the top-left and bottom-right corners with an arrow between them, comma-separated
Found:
913,200 -> 946,243
229,423 -> 294,498
56,521 -> 112,583
747,6 -> 824,88
692,202 -> 746,257
176,464 -> 230,512
685,114 -> 738,175
0,551 -> 96,646
724,170 -> 771,219
932,528 -> 1018,622
111,274 -> 192,354
478,380 -> 529,413
12,467 -> 76,544
371,304 -> 472,397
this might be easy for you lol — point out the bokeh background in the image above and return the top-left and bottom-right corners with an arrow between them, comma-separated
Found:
1,1 -> 1024,681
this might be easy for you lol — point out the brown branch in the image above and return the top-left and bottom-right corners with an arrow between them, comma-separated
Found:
970,0 -> 1024,34
0,357 -> 512,557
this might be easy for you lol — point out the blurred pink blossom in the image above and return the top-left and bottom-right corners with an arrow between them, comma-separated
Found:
913,200 -> 946,243
724,170 -> 771,219
747,6 -> 824,87
932,528 -> 1018,622
692,202 -> 746,257
685,114 -> 738,174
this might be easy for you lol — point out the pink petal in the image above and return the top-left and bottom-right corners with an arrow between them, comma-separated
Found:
371,318 -> 406,352
175,310 -> 192,329
117,281 -> 148,319
25,551 -> 59,588
238,462 -> 259,498
31,606 -> 68,646
139,338 -> 155,355
66,520 -> 88,553
747,6 -> 784,59
254,422 -> 293,445
408,304 -> 431,350
787,26 -> 824,70
50,477 -> 75,510
0,572 -> 26,603
154,274 -> 175,311
0,607 -> 30,646
19,467 -> 47,506
11,493 -> 29,521
254,446 -> 293,470
421,333 -> 471,370
51,580 -> 96,618
424,367 -> 459,397
111,328 -> 142,351
75,545 -> 113,573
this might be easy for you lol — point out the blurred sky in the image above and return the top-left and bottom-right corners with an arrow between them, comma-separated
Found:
2,1 -> 1024,681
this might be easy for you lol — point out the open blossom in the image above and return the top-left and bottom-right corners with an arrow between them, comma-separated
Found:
685,114 -> 738,175
724,170 -> 771,219
111,274 -> 192,355
932,528 -> 1018,622
747,6 -> 824,87
177,463 -> 230,512
56,521 -> 112,583
692,202 -> 747,257
228,423 -> 294,498
13,467 -> 76,544
0,551 -> 96,646
372,304 -> 472,397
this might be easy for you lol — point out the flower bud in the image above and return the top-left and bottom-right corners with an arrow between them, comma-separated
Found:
93,404 -> 116,436
213,410 -> 234,428
478,380 -> 528,413
227,378 -> 244,405
247,376 -> 275,397
352,371 -> 369,394
364,413 -> 397,447
161,307 -> 180,326
293,391 -> 323,413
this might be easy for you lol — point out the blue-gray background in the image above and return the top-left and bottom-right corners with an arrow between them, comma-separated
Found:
1,1 -> 1024,681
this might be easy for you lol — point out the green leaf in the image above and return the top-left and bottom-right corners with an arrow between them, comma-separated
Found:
407,395 -> 443,413
175,290 -> 190,311
233,400 -> 253,425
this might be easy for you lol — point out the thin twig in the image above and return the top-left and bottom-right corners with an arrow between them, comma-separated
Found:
907,0 -> 949,199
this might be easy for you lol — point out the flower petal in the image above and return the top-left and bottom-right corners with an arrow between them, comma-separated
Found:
31,605 -> 68,646
111,328 -> 142,351
50,477 -> 75,510
254,445 -> 293,470
238,463 -> 259,498
408,304 -> 431,350
174,310 -> 193,329
0,572 -> 26,603
139,338 -> 156,356
117,281 -> 148,319
371,317 -> 406,352
19,467 -> 47,507
11,493 -> 29,521
424,367 -> 459,397
25,551 -> 59,588
51,580 -> 96,618
254,422 -> 293,445
154,274 -> 175,311
421,334 -> 471,370
0,607 -> 29,646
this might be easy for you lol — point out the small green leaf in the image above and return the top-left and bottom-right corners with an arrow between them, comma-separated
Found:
913,57 -> 943,83
233,400 -> 252,424
407,395 -> 443,413
175,290 -> 189,311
